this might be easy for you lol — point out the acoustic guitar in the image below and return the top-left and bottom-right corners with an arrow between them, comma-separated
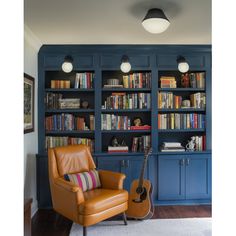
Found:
126,147 -> 154,219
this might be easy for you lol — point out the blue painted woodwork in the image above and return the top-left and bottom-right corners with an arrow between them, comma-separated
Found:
158,154 -> 211,201
37,45 -> 211,208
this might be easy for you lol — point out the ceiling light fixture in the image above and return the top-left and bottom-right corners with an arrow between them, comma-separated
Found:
142,8 -> 170,34
177,56 -> 189,73
120,55 -> 131,73
62,55 -> 73,73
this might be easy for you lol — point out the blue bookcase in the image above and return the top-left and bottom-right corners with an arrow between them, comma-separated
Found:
37,45 -> 211,208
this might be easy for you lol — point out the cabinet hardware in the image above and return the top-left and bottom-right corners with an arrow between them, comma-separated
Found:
180,159 -> 185,166
121,160 -> 125,167
126,160 -> 130,167
186,158 -> 190,166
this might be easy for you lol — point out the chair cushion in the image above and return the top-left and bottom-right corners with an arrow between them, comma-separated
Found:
64,169 -> 101,192
79,188 -> 128,215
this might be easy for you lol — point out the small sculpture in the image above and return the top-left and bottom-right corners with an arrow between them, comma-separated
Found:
121,139 -> 127,146
82,100 -> 89,109
111,136 -> 119,147
133,117 -> 142,126
186,137 -> 196,151
181,73 -> 190,88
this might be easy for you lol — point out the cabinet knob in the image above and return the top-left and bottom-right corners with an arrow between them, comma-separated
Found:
180,159 -> 185,166
121,160 -> 125,167
186,158 -> 190,166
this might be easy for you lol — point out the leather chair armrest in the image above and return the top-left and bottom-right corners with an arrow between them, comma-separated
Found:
99,170 -> 126,190
54,178 -> 85,203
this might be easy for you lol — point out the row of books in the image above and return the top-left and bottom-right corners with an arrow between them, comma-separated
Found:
189,72 -> 205,89
74,72 -> 94,89
131,135 -> 151,152
45,114 -> 95,131
102,92 -> 151,110
191,135 -> 206,151
160,142 -> 185,152
45,136 -> 94,152
51,80 -> 70,89
160,76 -> 176,88
158,113 -> 205,129
45,93 -> 63,109
158,92 -> 206,109
122,72 -> 151,88
101,114 -> 131,130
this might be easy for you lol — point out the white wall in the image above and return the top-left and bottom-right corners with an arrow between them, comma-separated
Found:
24,25 -> 41,216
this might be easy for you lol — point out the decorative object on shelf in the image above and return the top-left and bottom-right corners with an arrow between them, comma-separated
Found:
24,73 -> 35,134
120,55 -> 131,73
59,98 -> 80,109
81,100 -> 89,109
160,142 -> 185,152
177,56 -> 189,73
111,136 -> 119,147
62,55 -> 73,73
181,73 -> 190,88
181,99 -> 191,108
142,8 -> 170,34
121,139 -> 127,146
186,137 -> 196,151
160,76 -> 176,88
133,117 -> 142,126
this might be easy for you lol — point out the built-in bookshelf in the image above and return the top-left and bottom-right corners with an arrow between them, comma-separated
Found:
43,71 -> 95,153
37,45 -> 212,208
157,70 -> 207,153
101,70 -> 152,154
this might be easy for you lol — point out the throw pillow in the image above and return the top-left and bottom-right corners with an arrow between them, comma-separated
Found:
64,169 -> 101,192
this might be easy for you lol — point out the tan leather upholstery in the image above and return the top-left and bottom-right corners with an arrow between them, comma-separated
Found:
48,144 -> 128,227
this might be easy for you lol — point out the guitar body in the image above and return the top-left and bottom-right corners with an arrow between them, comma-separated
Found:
126,179 -> 154,219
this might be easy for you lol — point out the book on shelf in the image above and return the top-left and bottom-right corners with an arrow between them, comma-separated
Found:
74,72 -> 94,89
160,76 -> 177,88
108,146 -> 129,153
45,93 -> 63,109
122,72 -> 151,88
131,135 -> 151,152
89,115 -> 95,131
101,114 -> 131,130
103,84 -> 124,88
103,92 -> 151,110
50,80 -> 70,89
160,142 -> 185,152
130,125 -> 151,130
59,98 -> 80,109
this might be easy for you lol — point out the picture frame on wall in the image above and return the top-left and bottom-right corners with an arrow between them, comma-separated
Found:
24,73 -> 35,133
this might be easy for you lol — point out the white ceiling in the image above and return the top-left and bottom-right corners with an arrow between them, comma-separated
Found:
24,0 -> 211,45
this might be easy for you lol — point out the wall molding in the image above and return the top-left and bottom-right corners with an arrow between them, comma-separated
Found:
24,24 -> 42,51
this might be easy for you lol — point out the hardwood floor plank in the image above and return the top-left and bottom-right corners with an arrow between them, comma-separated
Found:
32,205 -> 211,236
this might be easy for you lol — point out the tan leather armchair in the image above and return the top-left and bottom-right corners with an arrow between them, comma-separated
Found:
48,144 -> 128,236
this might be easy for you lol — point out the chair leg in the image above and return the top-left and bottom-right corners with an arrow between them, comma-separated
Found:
83,226 -> 87,236
123,212 -> 128,225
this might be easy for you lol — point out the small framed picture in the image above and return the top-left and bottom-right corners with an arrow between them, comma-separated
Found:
24,73 -> 35,133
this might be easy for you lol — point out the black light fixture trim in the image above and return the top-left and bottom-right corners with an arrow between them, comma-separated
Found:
121,55 -> 130,63
142,8 -> 169,22
177,56 -> 186,64
64,55 -> 73,63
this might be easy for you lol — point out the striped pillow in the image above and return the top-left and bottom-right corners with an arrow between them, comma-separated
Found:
64,169 -> 101,192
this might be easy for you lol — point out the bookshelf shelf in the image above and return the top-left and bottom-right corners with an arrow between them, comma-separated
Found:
158,108 -> 205,112
101,109 -> 151,113
102,88 -> 151,92
158,129 -> 206,133
46,130 -> 95,135
158,88 -> 205,92
45,88 -> 95,92
45,109 -> 95,113
101,130 -> 151,133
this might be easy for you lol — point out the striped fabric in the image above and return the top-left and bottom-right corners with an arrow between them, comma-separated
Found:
64,169 -> 101,192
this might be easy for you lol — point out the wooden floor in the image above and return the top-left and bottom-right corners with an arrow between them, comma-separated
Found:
32,205 -> 211,236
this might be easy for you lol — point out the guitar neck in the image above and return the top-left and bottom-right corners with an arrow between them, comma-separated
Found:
138,156 -> 148,188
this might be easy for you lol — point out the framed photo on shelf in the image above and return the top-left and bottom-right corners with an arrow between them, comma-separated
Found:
24,73 -> 35,133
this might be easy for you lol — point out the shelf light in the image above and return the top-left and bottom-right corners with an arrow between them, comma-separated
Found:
120,55 -> 131,73
62,55 -> 73,73
177,56 -> 189,73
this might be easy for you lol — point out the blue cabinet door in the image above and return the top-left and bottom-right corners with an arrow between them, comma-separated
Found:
97,158 -> 122,173
123,159 -> 147,191
185,154 -> 211,199
158,155 -> 185,200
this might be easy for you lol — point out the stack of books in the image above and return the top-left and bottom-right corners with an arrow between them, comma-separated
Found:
160,142 -> 185,152
108,146 -> 129,153
160,76 -> 177,88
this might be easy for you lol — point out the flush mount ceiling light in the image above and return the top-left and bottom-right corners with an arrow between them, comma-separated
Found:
62,55 -> 73,73
142,8 -> 170,34
120,55 -> 131,73
177,56 -> 189,73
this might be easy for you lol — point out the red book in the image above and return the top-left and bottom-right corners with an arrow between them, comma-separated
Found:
130,125 -> 151,130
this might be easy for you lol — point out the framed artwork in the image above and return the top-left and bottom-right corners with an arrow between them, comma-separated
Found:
24,73 -> 35,133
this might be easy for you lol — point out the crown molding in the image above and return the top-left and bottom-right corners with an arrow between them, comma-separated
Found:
24,24 -> 42,51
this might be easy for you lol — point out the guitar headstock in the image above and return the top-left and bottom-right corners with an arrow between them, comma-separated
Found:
144,147 -> 152,159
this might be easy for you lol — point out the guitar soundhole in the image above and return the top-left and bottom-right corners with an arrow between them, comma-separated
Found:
136,186 -> 143,194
